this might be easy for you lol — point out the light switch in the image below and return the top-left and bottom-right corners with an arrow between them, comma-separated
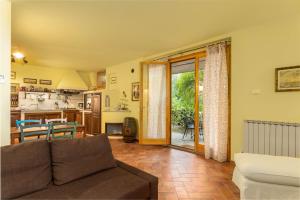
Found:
0,74 -> 5,84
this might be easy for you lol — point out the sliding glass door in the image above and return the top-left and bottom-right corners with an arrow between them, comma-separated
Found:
140,45 -> 230,157
139,52 -> 206,154
169,52 -> 206,153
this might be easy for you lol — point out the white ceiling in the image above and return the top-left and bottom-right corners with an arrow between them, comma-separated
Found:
12,0 -> 300,71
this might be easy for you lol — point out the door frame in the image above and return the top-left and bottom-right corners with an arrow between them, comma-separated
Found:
168,51 -> 206,154
139,45 -> 231,160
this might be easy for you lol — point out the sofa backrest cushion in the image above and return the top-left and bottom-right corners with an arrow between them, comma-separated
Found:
50,134 -> 117,185
1,140 -> 52,199
234,153 -> 300,187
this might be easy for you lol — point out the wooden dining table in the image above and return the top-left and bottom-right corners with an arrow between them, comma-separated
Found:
10,124 -> 85,144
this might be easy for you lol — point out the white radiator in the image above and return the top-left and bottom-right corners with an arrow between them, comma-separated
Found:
244,120 -> 300,158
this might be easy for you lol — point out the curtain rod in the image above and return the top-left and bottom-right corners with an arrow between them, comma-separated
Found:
151,37 -> 231,61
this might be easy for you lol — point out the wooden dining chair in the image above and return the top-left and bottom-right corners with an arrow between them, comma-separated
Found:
19,123 -> 51,143
16,119 -> 42,128
45,118 -> 67,124
45,118 -> 71,139
50,121 -> 77,140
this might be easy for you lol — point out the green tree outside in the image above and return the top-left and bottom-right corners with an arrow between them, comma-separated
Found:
171,70 -> 204,128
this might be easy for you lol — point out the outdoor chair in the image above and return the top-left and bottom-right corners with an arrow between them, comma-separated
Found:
182,116 -> 194,139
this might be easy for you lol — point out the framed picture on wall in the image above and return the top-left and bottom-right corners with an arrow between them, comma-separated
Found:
23,78 -> 37,84
110,76 -> 117,84
11,71 -> 16,79
132,82 -> 140,101
39,79 -> 52,85
275,66 -> 300,92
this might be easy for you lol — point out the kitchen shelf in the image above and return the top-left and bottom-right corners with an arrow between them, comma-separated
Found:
23,91 -> 56,100
23,91 -> 56,94
103,110 -> 131,113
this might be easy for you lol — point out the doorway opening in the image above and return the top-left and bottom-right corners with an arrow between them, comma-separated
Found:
171,59 -> 195,149
170,56 -> 205,151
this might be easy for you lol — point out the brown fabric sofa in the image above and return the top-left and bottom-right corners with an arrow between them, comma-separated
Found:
1,135 -> 158,200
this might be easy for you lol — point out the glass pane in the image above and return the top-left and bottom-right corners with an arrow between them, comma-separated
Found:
171,59 -> 195,149
199,58 -> 205,144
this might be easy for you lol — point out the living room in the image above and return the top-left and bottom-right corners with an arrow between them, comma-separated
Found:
1,0 -> 300,200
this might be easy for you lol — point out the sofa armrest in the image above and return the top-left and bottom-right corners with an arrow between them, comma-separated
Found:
115,159 -> 158,200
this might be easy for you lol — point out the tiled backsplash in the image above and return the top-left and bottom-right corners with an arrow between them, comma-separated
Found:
18,92 -> 84,110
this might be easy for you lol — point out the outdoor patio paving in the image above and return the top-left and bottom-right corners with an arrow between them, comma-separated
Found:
171,129 -> 204,150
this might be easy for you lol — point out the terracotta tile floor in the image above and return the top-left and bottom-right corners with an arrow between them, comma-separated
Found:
110,139 -> 240,200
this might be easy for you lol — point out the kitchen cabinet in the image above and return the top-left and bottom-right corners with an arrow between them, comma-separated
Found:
63,110 -> 78,122
83,93 -> 102,135
91,94 -> 101,134
84,93 -> 92,110
76,112 -> 83,124
63,109 -> 83,124
92,115 -> 101,134
11,111 -> 21,127
84,112 -> 92,135
25,112 -> 61,123
45,112 -> 61,120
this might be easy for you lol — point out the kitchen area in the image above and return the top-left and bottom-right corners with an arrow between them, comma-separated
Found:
10,60 -> 140,144
10,63 -> 103,144
11,90 -> 103,143
11,91 -> 85,128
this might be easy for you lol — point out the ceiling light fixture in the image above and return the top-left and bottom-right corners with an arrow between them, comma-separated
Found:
12,52 -> 25,59
11,51 -> 28,64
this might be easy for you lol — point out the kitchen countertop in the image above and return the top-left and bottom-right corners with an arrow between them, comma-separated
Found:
22,109 -> 63,113
12,109 -> 83,113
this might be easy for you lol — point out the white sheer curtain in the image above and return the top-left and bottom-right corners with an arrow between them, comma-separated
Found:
203,43 -> 228,162
143,63 -> 166,139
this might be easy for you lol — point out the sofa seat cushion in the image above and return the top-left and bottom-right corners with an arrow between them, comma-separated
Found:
234,153 -> 300,187
17,167 -> 150,199
51,135 -> 117,185
1,140 -> 52,199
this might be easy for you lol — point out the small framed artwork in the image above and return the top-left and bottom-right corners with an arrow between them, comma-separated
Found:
11,83 -> 20,93
23,78 -> 37,84
11,71 -> 16,79
275,66 -> 300,92
110,75 -> 117,84
39,79 -> 52,85
131,82 -> 140,101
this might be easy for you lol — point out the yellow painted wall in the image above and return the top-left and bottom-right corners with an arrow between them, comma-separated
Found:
107,15 -> 300,158
11,63 -> 97,89
230,16 -> 300,158
101,59 -> 141,134
0,0 -> 11,146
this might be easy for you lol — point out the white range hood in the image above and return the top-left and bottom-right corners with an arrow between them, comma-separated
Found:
56,71 -> 88,90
